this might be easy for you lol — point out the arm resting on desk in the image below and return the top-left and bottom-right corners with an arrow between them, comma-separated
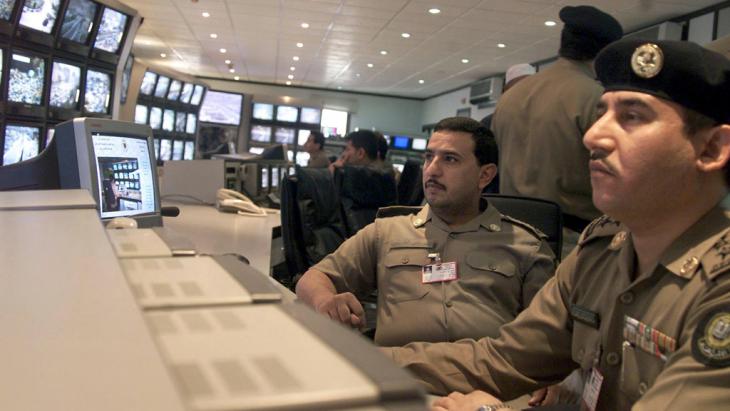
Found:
296,268 -> 365,328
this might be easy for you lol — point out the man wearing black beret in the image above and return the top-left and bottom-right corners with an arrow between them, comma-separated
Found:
491,5 -> 623,256
384,39 -> 730,411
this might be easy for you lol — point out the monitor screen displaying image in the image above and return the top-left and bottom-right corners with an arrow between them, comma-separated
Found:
183,141 -> 194,160
252,103 -> 273,120
274,127 -> 295,145
19,0 -> 60,33
248,147 -> 264,155
171,140 -> 183,160
392,135 -> 410,149
250,125 -> 271,143
84,69 -> 111,113
153,138 -> 159,158
185,113 -> 197,134
149,107 -> 162,129
174,111 -> 186,132
411,138 -> 427,151
154,75 -> 169,98
260,166 -> 269,189
159,138 -> 172,161
93,7 -> 127,53
199,90 -> 242,125
0,0 -> 17,21
139,71 -> 157,95
3,124 -> 40,165
300,107 -> 321,124
276,105 -> 298,122
92,133 -> 155,219
162,109 -> 174,132
297,129 -> 310,146
179,82 -> 193,104
271,167 -> 279,188
167,79 -> 181,101
49,61 -> 81,109
190,84 -> 204,105
295,151 -> 309,167
8,52 -> 45,105
134,104 -> 148,124
59,0 -> 97,44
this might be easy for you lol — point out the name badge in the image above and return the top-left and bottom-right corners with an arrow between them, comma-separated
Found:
422,262 -> 458,283
580,367 -> 604,411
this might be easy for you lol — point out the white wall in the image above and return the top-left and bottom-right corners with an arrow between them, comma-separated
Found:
421,86 -> 496,126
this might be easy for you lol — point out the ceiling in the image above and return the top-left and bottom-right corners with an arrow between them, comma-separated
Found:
119,0 -> 724,99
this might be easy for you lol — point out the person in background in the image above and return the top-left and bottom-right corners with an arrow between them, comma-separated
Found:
329,129 -> 382,173
385,39 -> 730,411
304,130 -> 330,168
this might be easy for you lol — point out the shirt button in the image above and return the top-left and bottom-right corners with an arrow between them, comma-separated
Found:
413,218 -> 422,226
606,352 -> 620,365
620,292 -> 634,304
401,256 -> 409,264
638,382 -> 648,395
445,301 -> 453,308
489,224 -> 501,232
680,256 -> 699,275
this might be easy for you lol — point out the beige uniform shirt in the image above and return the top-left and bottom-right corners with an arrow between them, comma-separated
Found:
387,205 -> 730,410
307,150 -> 330,168
313,203 -> 555,347
491,58 -> 602,221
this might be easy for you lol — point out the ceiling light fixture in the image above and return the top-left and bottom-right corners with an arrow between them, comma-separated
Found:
201,12 -> 210,18
356,73 -> 361,77
290,66 -> 296,71
367,63 -> 373,68
234,76 -> 240,80
288,74 -> 294,79
229,68 -> 235,73
160,53 -> 167,58
296,42 -> 304,48
380,50 -> 388,55
497,43 -> 506,48
544,20 -> 557,26
219,48 -> 227,53
293,56 -> 300,61
224,59 -> 231,64
209,33 -> 217,38
418,79 -> 425,84
461,58 -> 469,63
428,8 -> 441,14
401,32 -> 411,38
337,86 -> 342,90
301,22 -> 309,28
286,81 -> 292,85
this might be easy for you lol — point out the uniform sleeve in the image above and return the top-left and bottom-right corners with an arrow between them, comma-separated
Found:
385,252 -> 580,397
632,275 -> 730,411
521,239 -> 557,309
311,221 -> 379,299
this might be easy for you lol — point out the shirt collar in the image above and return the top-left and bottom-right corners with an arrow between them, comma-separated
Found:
414,200 -> 502,233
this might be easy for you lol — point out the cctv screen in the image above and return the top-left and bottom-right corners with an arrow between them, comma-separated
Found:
139,71 -> 157,95
190,84 -> 205,105
185,113 -> 197,134
149,107 -> 162,129
0,0 -> 17,20
276,105 -> 298,122
49,61 -> 81,109
179,82 -> 193,104
8,52 -> 45,105
250,125 -> 271,143
252,103 -> 274,120
154,75 -> 170,98
134,104 -> 148,124
167,79 -> 181,101
59,0 -> 97,44
183,141 -> 194,160
411,138 -> 427,151
93,7 -> 127,53
3,124 -> 40,165
19,0 -> 60,33
199,90 -> 243,125
300,107 -> 321,124
162,109 -> 174,132
84,69 -> 111,113
274,127 -> 295,145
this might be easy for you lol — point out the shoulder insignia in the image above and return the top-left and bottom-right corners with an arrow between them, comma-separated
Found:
692,306 -> 730,367
704,232 -> 730,279
578,215 -> 621,246
375,206 -> 422,220
500,215 -> 547,240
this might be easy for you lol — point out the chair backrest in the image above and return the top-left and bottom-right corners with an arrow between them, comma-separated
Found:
396,158 -> 424,206
280,166 -> 347,282
484,194 -> 563,260
337,165 -> 397,237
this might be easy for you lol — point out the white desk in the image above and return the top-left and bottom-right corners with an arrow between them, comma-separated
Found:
162,201 -> 282,275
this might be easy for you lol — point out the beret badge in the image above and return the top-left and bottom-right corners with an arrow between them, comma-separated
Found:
631,43 -> 664,79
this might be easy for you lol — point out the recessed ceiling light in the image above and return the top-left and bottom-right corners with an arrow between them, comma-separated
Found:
418,79 -> 425,84
292,56 -> 300,61
301,22 -> 309,29
356,73 -> 361,77
201,12 -> 210,18
234,76 -> 240,80
286,81 -> 292,85
210,33 -> 218,38
160,53 -> 167,58
401,32 -> 411,38
497,43 -> 506,48
380,50 -> 388,55
461,58 -> 469,64
296,42 -> 304,48
287,74 -> 294,79
219,48 -> 227,53
290,66 -> 296,71
367,63 -> 373,68
224,59 -> 231,64
337,86 -> 342,90
229,68 -> 235,73
428,8 -> 441,14
544,20 -> 557,27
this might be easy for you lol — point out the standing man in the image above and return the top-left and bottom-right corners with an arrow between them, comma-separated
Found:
386,39 -> 730,411
296,117 -> 555,347
303,130 -> 330,168
491,5 -> 623,240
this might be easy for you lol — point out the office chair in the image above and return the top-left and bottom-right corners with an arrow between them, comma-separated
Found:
336,165 -> 398,237
396,158 -> 424,206
484,194 -> 564,260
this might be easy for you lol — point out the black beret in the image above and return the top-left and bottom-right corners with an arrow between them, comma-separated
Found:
559,6 -> 623,60
595,39 -> 730,124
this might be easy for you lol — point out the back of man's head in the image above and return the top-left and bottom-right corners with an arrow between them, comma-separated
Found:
310,131 -> 325,150
504,63 -> 536,91
346,130 -> 379,161
434,117 -> 498,166
374,132 -> 388,160
559,5 -> 623,61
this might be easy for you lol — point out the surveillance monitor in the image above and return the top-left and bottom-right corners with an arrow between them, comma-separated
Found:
48,60 -> 82,119
199,90 -> 242,125
57,0 -> 97,55
83,68 -> 111,114
2,123 -> 40,166
174,111 -> 186,132
185,113 -> 197,135
159,138 -> 171,161
300,107 -> 322,124
162,109 -> 174,132
276,105 -> 298,122
171,140 -> 183,160
179,82 -> 193,104
154,75 -> 170,98
190,84 -> 205,106
274,127 -> 295,145
411,138 -> 427,151
92,7 -> 127,54
149,106 -> 162,129
139,70 -> 157,96
134,104 -> 148,124
183,141 -> 194,160
7,51 -> 46,117
167,79 -> 181,101
260,144 -> 286,161
252,103 -> 273,121
17,0 -> 61,45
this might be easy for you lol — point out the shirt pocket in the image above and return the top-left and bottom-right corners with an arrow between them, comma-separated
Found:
464,251 -> 517,278
383,243 -> 431,303
620,342 -> 665,403
571,323 -> 602,370
459,251 -> 520,307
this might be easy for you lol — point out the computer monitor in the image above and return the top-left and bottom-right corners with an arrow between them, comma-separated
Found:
250,125 -> 271,143
162,109 -> 174,132
134,104 -> 148,124
300,107 -> 321,124
252,103 -> 273,121
8,51 -> 45,106
149,107 -> 162,129
83,69 -> 111,114
93,7 -> 127,53
276,105 -> 298,122
199,90 -> 243,125
55,118 -> 162,227
167,79 -> 181,101
59,0 -> 97,43
2,123 -> 40,165
274,127 -> 295,145
179,82 -> 193,104
139,71 -> 157,96
190,84 -> 205,105
154,75 -> 169,98
171,140 -> 183,160
174,111 -> 186,132
49,60 -> 82,110
183,141 -> 194,160
159,138 -> 172,161
392,135 -> 410,150
185,113 -> 197,134
19,0 -> 60,34
411,138 -> 427,151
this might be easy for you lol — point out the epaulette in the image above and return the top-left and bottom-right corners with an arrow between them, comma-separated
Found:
701,230 -> 730,280
501,214 -> 547,240
375,206 -> 423,219
578,215 -> 622,247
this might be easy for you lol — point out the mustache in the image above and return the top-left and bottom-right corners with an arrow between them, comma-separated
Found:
424,179 -> 446,189
589,150 -> 616,173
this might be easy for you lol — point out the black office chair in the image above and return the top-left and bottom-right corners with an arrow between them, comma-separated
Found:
484,194 -> 563,260
336,165 -> 398,237
280,166 -> 347,287
396,158 -> 424,206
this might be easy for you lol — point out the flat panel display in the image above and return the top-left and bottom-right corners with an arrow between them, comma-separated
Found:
179,82 -> 193,104
171,140 -> 183,160
59,0 -> 97,44
139,71 -> 157,95
49,60 -> 81,109
185,113 -> 197,134
0,0 -> 17,21
174,111 -> 186,132
190,84 -> 204,105
154,75 -> 169,98
297,129 -> 310,146
93,7 -> 127,53
250,125 -> 271,143
162,109 -> 174,132
19,0 -> 60,33
84,69 -> 111,113
159,138 -> 171,161
199,90 -> 242,125
392,135 -> 409,150
183,141 -> 194,160
92,133 -> 156,219
411,138 -> 427,151
274,127 -> 295,145
276,105 -> 298,122
252,103 -> 273,120
149,107 -> 162,129
8,52 -> 45,105
3,124 -> 40,165
167,79 -> 181,101
300,107 -> 322,124
134,104 -> 148,124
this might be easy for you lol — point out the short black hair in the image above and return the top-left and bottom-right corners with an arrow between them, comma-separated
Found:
310,130 -> 325,150
681,107 -> 728,186
374,131 -> 388,160
345,130 -> 378,160
433,117 -> 498,166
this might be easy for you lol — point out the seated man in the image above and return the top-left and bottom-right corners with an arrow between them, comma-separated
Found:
385,40 -> 730,411
296,117 -> 556,346
304,131 -> 330,168
330,130 -> 395,177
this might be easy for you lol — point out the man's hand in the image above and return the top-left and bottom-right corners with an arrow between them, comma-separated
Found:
528,383 -> 580,406
315,292 -> 365,328
431,390 -> 503,411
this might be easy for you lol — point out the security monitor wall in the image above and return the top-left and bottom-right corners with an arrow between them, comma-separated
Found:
2,123 -> 40,165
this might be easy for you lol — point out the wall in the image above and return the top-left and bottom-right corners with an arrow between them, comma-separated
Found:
421,87 -> 495,126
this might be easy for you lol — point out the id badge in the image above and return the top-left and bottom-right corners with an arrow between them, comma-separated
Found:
422,262 -> 458,283
580,367 -> 604,411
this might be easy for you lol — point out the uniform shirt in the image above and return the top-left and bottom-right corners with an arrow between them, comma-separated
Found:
307,150 -> 330,168
386,204 -> 730,411
491,58 -> 602,222
313,203 -> 555,347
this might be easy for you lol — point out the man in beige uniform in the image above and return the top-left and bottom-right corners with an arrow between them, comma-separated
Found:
386,39 -> 730,411
296,117 -> 555,347
304,131 -> 330,168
